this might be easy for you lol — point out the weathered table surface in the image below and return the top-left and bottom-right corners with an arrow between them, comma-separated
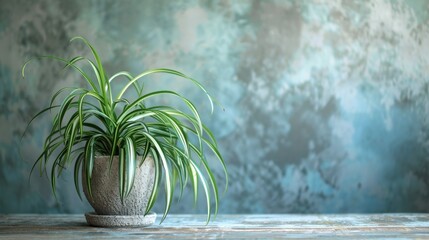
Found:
1,214 -> 429,239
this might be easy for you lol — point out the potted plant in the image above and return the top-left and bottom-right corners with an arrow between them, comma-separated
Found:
23,36 -> 228,227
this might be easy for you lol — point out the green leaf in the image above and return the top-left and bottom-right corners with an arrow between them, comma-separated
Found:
119,147 -> 126,202
183,125 -> 228,194
188,160 -> 211,224
139,132 -> 172,222
124,136 -> 136,197
22,56 -> 98,92
70,36 -> 107,90
190,144 -> 219,216
109,71 -> 143,96
74,152 -> 85,201
84,134 -> 101,199
145,149 -> 161,215
116,68 -> 214,113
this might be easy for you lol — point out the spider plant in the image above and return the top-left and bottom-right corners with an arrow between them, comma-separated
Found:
22,36 -> 227,223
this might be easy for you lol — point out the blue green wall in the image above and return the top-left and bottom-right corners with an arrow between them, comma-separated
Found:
1,0 -> 429,214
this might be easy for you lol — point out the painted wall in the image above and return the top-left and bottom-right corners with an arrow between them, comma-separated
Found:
0,0 -> 428,214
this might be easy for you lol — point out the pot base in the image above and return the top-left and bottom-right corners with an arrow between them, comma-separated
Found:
85,212 -> 156,227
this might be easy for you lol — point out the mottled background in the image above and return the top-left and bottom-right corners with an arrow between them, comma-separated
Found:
1,0 -> 429,214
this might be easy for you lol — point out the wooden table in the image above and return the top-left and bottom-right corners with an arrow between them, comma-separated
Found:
1,214 -> 429,239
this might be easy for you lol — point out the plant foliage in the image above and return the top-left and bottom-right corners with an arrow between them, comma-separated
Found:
22,36 -> 228,223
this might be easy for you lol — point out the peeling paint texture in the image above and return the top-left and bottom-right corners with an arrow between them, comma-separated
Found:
0,0 -> 428,214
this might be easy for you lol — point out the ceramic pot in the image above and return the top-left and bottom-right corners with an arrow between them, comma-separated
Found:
82,155 -> 155,215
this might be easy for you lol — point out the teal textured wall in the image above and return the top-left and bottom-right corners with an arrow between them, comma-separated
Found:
1,0 -> 429,214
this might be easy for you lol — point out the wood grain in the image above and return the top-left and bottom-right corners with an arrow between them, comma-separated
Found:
1,214 -> 429,239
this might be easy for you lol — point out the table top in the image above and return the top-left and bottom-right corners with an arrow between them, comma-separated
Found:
1,214 -> 429,239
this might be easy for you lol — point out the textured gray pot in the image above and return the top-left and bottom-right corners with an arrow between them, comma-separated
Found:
82,155 -> 155,215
